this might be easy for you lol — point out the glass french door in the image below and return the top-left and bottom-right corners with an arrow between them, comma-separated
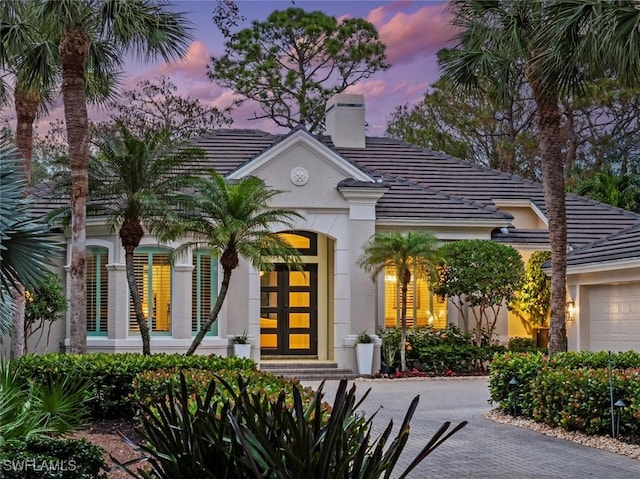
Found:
260,264 -> 317,356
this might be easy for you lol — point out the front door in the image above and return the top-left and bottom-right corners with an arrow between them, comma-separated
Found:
260,264 -> 317,356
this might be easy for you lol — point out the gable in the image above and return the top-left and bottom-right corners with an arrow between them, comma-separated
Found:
227,130 -> 375,209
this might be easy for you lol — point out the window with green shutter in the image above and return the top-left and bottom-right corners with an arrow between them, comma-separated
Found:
87,247 -> 108,335
192,251 -> 218,335
129,248 -> 172,334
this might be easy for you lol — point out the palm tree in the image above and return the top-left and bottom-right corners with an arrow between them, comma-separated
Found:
0,359 -> 90,443
91,123 -> 203,355
0,142 -> 61,336
441,1 -> 571,355
358,231 -> 441,372
32,0 -> 193,353
443,1 -> 640,355
1,0 -> 121,357
165,172 -> 303,356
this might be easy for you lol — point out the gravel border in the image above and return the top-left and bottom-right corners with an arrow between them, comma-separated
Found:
484,408 -> 640,460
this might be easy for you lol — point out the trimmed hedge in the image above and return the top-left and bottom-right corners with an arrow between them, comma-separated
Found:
15,353 -> 255,419
0,437 -> 106,479
133,367 -> 315,413
489,351 -> 640,436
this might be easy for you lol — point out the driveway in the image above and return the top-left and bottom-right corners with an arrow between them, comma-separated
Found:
303,377 -> 640,478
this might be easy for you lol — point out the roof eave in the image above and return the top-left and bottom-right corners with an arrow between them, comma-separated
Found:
564,258 -> 640,275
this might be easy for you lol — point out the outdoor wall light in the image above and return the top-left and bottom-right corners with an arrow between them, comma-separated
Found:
565,301 -> 576,321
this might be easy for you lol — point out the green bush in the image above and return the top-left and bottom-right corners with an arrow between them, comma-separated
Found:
0,437 -> 106,479
381,326 -> 504,374
133,367 -> 315,413
16,353 -> 255,419
507,337 -> 537,352
120,374 -> 466,478
489,350 -> 640,436
531,367 -> 640,436
0,360 -> 91,443
489,351 -> 545,416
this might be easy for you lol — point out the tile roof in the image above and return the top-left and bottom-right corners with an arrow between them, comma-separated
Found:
565,222 -> 640,268
26,129 -> 640,265
327,136 -> 640,249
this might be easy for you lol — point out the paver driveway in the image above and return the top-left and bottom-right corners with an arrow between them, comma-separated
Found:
303,377 -> 640,478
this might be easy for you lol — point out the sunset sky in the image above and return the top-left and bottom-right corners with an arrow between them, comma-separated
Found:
31,1 -> 456,137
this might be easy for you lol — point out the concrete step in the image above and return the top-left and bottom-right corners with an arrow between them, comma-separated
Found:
259,361 -> 360,380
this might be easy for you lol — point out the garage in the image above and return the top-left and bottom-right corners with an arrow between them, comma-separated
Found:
588,283 -> 640,352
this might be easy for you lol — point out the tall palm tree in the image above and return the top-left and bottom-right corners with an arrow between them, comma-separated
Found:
33,0 -> 193,353
443,1 -> 640,355
2,0 -> 121,357
441,1 -> 570,355
0,142 -> 61,335
91,123 -> 203,355
165,172 -> 303,356
358,231 -> 441,372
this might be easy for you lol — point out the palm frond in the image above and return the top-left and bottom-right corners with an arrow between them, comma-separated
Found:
0,141 -> 62,334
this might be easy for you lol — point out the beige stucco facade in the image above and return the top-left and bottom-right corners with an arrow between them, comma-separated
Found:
16,94 -> 640,366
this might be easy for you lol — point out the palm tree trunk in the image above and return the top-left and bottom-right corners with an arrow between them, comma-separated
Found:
11,85 -> 39,358
120,218 -> 151,354
15,85 -> 38,186
400,276 -> 410,372
124,246 -> 151,355
60,29 -> 90,354
186,267 -> 232,356
531,80 -> 567,356
10,289 -> 25,359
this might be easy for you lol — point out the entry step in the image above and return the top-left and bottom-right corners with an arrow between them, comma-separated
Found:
260,361 -> 360,380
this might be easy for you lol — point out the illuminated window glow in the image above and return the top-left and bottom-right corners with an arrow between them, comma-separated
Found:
384,266 -> 447,329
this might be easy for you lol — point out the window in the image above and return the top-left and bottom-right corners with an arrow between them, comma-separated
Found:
87,247 -> 108,335
279,231 -> 317,255
129,248 -> 172,334
192,251 -> 218,335
384,266 -> 447,329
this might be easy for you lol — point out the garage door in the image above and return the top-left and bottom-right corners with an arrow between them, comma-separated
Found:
589,283 -> 640,352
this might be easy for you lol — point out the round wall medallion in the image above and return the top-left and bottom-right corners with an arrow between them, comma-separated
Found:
290,167 -> 309,186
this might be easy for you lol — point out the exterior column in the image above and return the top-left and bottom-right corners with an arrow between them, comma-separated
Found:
106,264 -> 128,340
337,184 -> 388,371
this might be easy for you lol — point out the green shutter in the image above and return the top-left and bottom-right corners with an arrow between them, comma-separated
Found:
192,251 -> 218,335
87,247 -> 108,336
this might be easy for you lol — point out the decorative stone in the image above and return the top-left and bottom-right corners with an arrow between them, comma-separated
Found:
290,167 -> 309,186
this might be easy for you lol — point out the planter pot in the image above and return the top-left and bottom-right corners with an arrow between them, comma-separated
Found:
233,343 -> 252,359
381,365 -> 396,375
356,343 -> 374,375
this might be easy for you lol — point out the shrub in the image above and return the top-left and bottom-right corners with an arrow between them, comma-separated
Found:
531,367 -> 640,436
489,350 -> 640,436
489,351 -> 545,416
0,437 -> 106,479
16,353 -> 255,419
382,326 -> 503,374
507,337 -> 537,352
133,367 -> 315,413
0,360 -> 91,443
119,374 -> 466,478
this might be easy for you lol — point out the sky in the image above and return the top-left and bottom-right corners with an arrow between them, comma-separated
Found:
29,0 -> 456,138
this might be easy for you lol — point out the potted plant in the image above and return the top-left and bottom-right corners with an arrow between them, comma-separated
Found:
231,331 -> 251,358
355,331 -> 374,375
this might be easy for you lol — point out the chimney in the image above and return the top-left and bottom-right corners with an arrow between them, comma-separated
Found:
325,93 -> 366,148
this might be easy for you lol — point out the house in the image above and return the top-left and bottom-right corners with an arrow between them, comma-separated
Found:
25,93 -> 640,371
